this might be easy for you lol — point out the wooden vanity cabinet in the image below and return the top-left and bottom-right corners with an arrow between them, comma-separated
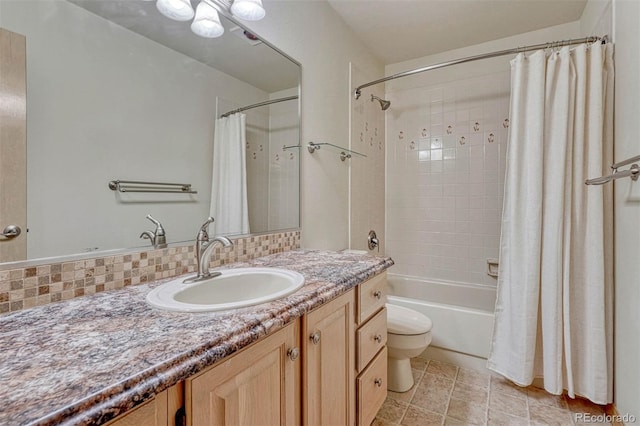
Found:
302,289 -> 356,426
105,383 -> 183,426
355,272 -> 388,426
185,320 -> 300,426
107,272 -> 388,426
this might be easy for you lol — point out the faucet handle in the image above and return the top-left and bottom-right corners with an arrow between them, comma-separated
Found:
146,214 -> 166,236
200,217 -> 215,232
197,217 -> 215,240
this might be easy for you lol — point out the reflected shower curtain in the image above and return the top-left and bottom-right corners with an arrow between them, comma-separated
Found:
209,113 -> 250,235
488,42 -> 614,404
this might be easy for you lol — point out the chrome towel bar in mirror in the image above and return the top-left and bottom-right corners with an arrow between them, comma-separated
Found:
108,180 -> 197,194
307,142 -> 366,162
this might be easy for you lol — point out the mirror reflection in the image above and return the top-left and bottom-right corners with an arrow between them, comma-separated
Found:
0,0 -> 300,264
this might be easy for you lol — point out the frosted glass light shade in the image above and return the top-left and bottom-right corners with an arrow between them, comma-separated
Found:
191,1 -> 224,38
230,0 -> 265,21
156,0 -> 194,21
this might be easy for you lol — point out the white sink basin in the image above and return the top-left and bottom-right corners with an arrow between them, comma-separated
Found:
146,267 -> 305,313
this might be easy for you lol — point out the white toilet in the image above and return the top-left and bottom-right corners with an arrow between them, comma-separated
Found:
386,303 -> 433,392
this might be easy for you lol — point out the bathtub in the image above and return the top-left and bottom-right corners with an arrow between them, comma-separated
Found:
387,274 -> 496,360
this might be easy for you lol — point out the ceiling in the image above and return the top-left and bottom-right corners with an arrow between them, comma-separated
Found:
327,0 -> 589,64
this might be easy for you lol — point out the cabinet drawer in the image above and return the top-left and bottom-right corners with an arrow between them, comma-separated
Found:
356,347 -> 387,426
357,272 -> 387,325
356,307 -> 387,372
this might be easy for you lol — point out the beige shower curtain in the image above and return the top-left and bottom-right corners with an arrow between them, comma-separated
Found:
209,113 -> 250,236
488,41 -> 614,404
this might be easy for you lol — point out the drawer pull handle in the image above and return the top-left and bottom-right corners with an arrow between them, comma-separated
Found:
310,332 -> 321,345
374,378 -> 383,387
287,347 -> 300,361
373,290 -> 382,300
374,334 -> 383,343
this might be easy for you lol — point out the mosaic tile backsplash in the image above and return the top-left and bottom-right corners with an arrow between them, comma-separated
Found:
0,230 -> 300,315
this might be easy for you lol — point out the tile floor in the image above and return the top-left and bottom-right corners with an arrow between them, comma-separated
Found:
373,358 -> 612,426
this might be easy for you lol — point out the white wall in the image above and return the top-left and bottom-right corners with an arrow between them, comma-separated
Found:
580,0 -> 640,416
606,0 -> 640,419
244,0 -> 384,250
0,0 -> 268,258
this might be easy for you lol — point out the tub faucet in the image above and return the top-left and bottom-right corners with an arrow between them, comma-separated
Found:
140,214 -> 167,248
184,217 -> 233,284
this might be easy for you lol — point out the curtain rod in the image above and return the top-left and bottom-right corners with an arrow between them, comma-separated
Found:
354,35 -> 608,99
220,95 -> 298,118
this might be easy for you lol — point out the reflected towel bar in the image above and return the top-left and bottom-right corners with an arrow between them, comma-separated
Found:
307,141 -> 366,162
108,180 -> 197,194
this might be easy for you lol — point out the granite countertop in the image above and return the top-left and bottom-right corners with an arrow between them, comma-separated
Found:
0,249 -> 393,426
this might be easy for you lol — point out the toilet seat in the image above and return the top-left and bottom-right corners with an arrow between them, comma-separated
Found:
386,304 -> 432,335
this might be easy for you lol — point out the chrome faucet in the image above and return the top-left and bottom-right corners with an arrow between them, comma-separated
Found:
184,217 -> 233,284
140,214 -> 167,248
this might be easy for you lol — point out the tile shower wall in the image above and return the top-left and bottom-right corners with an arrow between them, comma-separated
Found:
386,72 -> 510,286
350,64 -> 386,253
268,88 -> 300,231
0,230 -> 300,315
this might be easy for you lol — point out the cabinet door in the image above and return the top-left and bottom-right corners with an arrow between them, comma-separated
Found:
105,383 -> 183,426
303,289 -> 355,426
187,321 -> 300,426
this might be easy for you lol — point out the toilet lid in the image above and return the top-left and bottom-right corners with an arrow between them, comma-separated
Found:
386,303 -> 433,335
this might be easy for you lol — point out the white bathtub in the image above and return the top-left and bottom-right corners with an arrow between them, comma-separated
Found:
387,274 -> 496,360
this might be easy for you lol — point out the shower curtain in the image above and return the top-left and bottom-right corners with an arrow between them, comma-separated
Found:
209,113 -> 250,236
488,42 -> 614,404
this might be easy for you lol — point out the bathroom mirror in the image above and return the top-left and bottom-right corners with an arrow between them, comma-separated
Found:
0,0 -> 300,265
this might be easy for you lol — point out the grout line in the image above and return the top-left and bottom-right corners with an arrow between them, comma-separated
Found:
440,363 -> 459,426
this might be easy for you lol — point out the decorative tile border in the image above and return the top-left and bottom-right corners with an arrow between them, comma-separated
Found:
0,231 -> 300,315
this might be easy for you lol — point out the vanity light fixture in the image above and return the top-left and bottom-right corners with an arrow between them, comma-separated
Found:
156,0 -> 195,21
191,1 -> 224,38
229,0 -> 265,21
155,0 -> 266,39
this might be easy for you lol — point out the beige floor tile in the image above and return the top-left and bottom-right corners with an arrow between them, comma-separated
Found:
489,390 -> 528,418
563,395 -> 607,415
447,399 -> 487,425
527,386 -> 567,409
457,368 -> 491,389
426,360 -> 459,380
412,368 -> 425,385
529,404 -> 575,426
444,416 -> 470,426
372,418 -> 399,426
574,422 -> 612,426
401,405 -> 444,426
451,381 -> 489,405
490,376 -> 528,401
422,372 -> 455,391
411,379 -> 452,414
388,388 -> 416,404
377,397 -> 410,423
410,357 -> 429,371
487,409 -> 529,426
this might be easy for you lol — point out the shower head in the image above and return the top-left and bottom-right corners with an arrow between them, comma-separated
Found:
371,94 -> 391,111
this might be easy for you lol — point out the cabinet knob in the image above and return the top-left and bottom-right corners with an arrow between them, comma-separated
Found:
287,347 -> 300,361
374,334 -> 383,343
373,290 -> 382,300
374,378 -> 383,387
310,331 -> 321,345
